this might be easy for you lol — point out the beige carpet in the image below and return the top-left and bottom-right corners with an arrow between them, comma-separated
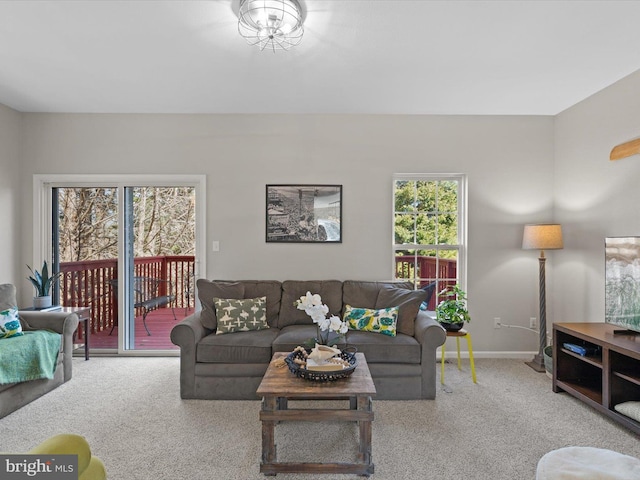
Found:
1,357 -> 638,479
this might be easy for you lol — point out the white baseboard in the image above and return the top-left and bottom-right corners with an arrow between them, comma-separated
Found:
439,351 -> 536,360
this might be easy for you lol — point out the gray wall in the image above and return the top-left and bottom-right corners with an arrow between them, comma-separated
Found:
554,69 -> 640,326
17,113 -> 554,354
8,66 -> 640,354
0,103 -> 21,285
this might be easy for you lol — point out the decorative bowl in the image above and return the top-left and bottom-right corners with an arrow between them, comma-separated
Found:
284,348 -> 358,382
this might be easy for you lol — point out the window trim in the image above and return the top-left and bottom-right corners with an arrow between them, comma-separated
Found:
391,173 -> 468,292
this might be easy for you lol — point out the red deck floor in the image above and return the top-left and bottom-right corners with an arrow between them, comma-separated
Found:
84,307 -> 193,351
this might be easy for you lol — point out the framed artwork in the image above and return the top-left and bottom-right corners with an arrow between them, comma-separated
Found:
266,185 -> 342,243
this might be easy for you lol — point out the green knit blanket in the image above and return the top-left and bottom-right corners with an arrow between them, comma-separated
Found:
0,330 -> 61,384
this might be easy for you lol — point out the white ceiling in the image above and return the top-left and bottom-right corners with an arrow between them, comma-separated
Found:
1,0 -> 640,115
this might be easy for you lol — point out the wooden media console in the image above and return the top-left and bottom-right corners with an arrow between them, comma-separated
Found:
553,322 -> 640,435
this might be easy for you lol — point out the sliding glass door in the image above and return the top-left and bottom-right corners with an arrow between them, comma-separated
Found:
36,175 -> 205,355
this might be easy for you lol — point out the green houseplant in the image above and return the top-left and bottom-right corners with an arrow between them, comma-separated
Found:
436,284 -> 470,332
27,260 -> 60,309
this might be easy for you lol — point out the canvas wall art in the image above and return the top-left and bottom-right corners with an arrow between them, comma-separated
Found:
266,185 -> 342,243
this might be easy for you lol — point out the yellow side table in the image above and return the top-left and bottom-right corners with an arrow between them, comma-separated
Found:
441,328 -> 477,384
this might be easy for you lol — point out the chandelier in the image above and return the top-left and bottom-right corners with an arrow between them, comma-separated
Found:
237,0 -> 304,52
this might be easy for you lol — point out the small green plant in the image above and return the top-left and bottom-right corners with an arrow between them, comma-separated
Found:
436,284 -> 470,325
27,260 -> 60,297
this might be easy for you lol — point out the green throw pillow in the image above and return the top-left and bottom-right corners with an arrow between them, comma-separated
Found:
214,297 -> 269,335
0,307 -> 23,339
344,304 -> 398,337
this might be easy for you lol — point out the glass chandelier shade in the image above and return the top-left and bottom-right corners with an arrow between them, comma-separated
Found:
238,0 -> 304,52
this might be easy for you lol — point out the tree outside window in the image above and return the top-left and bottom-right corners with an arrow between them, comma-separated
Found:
393,176 -> 465,309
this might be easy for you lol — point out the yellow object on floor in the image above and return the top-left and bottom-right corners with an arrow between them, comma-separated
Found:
27,433 -> 106,480
440,328 -> 477,384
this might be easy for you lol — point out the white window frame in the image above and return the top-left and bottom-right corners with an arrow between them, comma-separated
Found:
392,173 -> 468,293
33,174 -> 207,356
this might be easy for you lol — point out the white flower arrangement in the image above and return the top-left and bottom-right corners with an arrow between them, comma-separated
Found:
295,291 -> 348,346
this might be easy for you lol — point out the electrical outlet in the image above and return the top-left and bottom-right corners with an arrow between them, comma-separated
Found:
530,317 -> 537,329
494,317 -> 501,329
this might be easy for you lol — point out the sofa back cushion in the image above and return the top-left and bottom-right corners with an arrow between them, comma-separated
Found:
0,284 -> 17,312
342,280 -> 413,310
279,280 -> 343,328
240,281 -> 282,328
197,280 -> 245,330
375,285 -> 428,336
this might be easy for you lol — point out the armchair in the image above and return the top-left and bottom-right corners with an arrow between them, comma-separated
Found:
0,284 -> 79,419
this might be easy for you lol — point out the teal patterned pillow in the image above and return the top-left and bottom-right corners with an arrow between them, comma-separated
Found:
0,307 -> 23,339
214,297 -> 269,335
344,304 -> 398,337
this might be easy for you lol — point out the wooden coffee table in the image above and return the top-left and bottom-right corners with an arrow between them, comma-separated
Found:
257,352 -> 376,476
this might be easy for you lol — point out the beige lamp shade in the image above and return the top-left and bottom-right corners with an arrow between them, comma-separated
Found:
522,224 -> 564,250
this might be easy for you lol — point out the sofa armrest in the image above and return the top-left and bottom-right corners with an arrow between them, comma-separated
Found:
414,310 -> 446,399
20,311 -> 79,381
20,311 -> 79,336
170,311 -> 209,348
414,310 -> 446,348
170,311 -> 211,398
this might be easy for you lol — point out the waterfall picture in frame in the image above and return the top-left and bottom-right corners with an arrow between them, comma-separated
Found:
605,236 -> 640,334
266,185 -> 342,243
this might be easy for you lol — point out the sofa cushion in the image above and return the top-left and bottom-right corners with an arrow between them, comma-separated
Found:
375,286 -> 428,336
197,328 -> 280,364
279,280 -> 343,328
346,330 -> 421,364
342,280 -> 413,311
344,304 -> 398,337
214,297 -> 269,335
197,279 -> 245,330
271,325 -> 321,352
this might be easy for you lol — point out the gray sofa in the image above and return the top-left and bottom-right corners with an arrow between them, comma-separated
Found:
0,284 -> 79,419
171,279 -> 446,400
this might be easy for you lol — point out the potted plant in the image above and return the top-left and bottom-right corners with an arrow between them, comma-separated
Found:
27,260 -> 60,309
436,284 -> 470,332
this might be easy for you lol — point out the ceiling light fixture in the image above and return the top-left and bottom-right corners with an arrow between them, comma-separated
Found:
237,0 -> 304,52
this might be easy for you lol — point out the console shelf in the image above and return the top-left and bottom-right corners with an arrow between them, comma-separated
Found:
553,323 -> 640,436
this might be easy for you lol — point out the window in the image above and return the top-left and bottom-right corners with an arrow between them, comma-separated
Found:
393,175 -> 466,309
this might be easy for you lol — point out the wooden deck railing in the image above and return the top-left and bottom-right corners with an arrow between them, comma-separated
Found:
59,255 -> 195,334
394,255 -> 457,310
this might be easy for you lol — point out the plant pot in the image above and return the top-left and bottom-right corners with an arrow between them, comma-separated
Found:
440,321 -> 463,332
33,295 -> 52,309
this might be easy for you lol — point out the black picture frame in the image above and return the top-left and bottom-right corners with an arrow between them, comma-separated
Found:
266,185 -> 342,243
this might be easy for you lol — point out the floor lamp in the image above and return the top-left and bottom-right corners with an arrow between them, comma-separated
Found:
522,224 -> 563,372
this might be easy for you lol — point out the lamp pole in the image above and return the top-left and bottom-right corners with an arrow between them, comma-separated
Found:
522,224 -> 563,373
526,250 -> 547,371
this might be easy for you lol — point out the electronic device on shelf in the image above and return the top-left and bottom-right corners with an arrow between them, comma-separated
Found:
562,343 -> 600,356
